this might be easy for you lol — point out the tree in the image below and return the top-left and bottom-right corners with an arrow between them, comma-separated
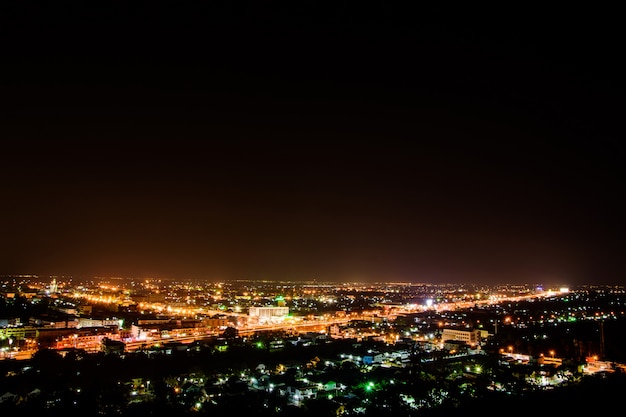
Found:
221,326 -> 238,340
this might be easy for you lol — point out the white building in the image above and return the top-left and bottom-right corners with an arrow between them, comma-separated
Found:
248,306 -> 289,324
441,328 -> 481,347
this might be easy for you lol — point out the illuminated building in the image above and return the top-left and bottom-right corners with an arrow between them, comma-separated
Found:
441,328 -> 481,347
248,306 -> 289,324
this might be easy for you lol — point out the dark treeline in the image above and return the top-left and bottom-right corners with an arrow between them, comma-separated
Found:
1,336 -> 626,416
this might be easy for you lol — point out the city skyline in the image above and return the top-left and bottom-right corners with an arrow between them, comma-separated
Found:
1,5 -> 624,286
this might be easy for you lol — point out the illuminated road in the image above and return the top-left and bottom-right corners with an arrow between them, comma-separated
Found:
123,317 -> 354,352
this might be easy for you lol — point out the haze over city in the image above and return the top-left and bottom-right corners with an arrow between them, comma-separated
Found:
1,4 -> 624,286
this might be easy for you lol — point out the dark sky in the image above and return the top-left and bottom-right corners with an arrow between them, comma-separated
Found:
1,3 -> 624,286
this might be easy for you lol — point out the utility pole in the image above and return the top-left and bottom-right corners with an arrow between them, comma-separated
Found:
600,320 -> 605,359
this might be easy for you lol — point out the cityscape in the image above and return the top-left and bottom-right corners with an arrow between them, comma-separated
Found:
2,3 -> 625,417
2,275 -> 626,415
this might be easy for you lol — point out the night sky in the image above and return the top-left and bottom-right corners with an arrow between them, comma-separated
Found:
1,4 -> 624,286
